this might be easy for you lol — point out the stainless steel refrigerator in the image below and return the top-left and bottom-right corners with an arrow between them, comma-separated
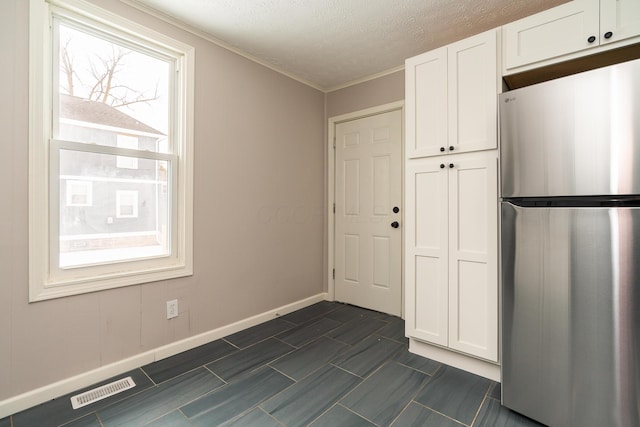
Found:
500,59 -> 640,427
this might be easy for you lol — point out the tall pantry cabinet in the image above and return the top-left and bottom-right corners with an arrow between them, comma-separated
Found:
404,29 -> 500,377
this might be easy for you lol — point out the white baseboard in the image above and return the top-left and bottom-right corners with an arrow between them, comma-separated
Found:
0,292 -> 328,419
409,338 -> 501,382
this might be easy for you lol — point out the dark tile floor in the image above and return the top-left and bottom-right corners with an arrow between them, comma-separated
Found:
2,301 -> 545,426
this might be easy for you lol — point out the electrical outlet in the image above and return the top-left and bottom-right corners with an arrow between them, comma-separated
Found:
166,299 -> 178,319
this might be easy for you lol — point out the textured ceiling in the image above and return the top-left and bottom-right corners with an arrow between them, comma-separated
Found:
126,0 -> 569,91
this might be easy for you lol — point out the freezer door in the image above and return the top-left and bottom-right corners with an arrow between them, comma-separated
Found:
501,203 -> 640,427
500,58 -> 640,198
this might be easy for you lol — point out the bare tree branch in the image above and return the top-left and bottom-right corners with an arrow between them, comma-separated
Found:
60,37 -> 80,96
62,40 -> 159,109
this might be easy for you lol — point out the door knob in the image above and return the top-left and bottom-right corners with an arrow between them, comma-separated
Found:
587,35 -> 596,43
391,221 -> 399,229
604,31 -> 613,39
449,163 -> 454,168
393,206 -> 400,213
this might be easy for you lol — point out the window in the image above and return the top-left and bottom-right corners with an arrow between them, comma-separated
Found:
65,180 -> 92,206
116,191 -> 139,218
29,0 -> 194,301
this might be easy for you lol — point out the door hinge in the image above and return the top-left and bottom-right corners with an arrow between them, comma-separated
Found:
332,268 -> 335,280
333,137 -> 336,149
333,203 -> 336,213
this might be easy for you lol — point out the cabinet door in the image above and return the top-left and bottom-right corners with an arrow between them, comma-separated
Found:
600,0 -> 640,45
448,30 -> 497,154
404,159 -> 449,346
447,154 -> 498,361
503,0 -> 600,71
405,48 -> 447,159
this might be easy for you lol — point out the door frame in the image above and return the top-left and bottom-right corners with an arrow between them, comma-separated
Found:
327,100 -> 405,316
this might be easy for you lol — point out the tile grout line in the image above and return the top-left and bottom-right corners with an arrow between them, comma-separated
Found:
58,411 -> 101,427
328,362 -> 365,379
304,402 -> 340,426
374,360 -> 434,427
410,399 -> 469,426
257,406 -> 285,427
393,360 -> 439,377
469,389 -> 491,427
336,402 -> 382,427
95,410 -> 105,427
139,366 -> 158,386
336,359 -> 390,403
217,400 -> 266,426
387,398 -> 416,426
272,335 -> 301,349
266,364 -> 298,383
222,337 -> 242,350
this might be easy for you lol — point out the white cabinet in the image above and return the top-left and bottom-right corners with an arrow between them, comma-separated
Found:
404,29 -> 500,366
600,0 -> 640,43
405,29 -> 497,159
503,0 -> 640,73
405,153 -> 499,362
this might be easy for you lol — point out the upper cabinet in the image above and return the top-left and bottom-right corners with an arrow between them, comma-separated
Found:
405,29 -> 498,159
503,0 -> 640,74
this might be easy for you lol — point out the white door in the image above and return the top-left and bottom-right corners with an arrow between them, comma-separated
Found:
334,109 -> 402,316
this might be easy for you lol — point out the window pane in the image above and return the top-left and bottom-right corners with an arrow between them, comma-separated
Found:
58,149 -> 170,268
55,22 -> 170,153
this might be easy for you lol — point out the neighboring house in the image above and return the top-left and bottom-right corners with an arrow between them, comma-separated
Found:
58,94 -> 168,262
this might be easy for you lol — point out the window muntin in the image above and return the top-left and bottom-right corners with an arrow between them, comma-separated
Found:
29,0 -> 193,301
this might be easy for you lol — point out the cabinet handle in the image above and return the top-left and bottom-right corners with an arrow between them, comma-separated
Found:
587,35 -> 596,43
440,147 -> 445,152
391,221 -> 399,229
604,31 -> 613,39
449,146 -> 454,151
440,164 -> 445,169
449,163 -> 454,168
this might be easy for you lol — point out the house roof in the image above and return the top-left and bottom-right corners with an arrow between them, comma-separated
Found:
59,94 -> 164,136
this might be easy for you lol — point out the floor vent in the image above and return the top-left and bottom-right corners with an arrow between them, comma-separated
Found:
70,376 -> 136,410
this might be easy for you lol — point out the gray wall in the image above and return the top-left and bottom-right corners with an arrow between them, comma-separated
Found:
0,0 -> 325,401
326,70 -> 405,118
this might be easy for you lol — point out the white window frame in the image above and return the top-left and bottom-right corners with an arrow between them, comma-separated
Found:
29,0 -> 194,302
